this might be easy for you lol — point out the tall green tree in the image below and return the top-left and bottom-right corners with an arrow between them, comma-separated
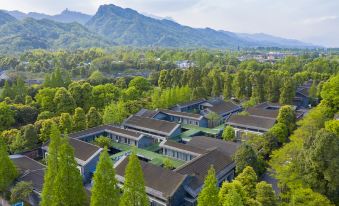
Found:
41,124 -> 62,206
59,113 -> 72,133
223,73 -> 233,99
233,143 -> 264,175
0,102 -> 15,131
21,124 -> 38,150
235,166 -> 258,199
10,181 -> 33,203
279,78 -> 295,105
218,180 -> 246,206
120,152 -> 148,206
103,101 -> 128,125
39,119 -> 56,142
86,107 -> 102,128
233,70 -> 247,99
197,166 -> 219,206
0,139 -> 17,192
53,136 -> 87,206
1,80 -> 13,100
255,181 -> 277,206
277,105 -> 296,134
290,188 -> 334,206
68,82 -> 93,111
72,107 -> 87,131
53,87 -> 76,114
222,125 -> 236,141
91,148 -> 120,206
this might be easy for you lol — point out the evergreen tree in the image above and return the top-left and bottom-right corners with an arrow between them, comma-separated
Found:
223,73 -> 233,99
222,125 -> 236,141
222,188 -> 244,206
21,124 -> 38,150
277,105 -> 296,134
53,87 -> 76,114
1,80 -> 13,100
39,119 -> 56,142
218,180 -> 246,205
233,143 -> 264,175
59,113 -> 72,133
0,139 -> 17,192
0,102 -> 15,131
279,78 -> 295,105
103,101 -> 128,125
72,107 -> 87,131
233,71 -> 246,99
120,152 -> 148,206
91,148 -> 120,206
197,166 -> 219,206
53,136 -> 87,206
235,166 -> 258,198
88,110 -> 103,130
41,124 -> 62,206
255,181 -> 277,206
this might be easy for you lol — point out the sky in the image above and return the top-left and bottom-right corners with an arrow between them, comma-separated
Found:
1,0 -> 338,47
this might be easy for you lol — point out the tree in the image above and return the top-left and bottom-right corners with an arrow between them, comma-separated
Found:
35,88 -> 57,112
88,70 -> 105,85
233,143 -> 264,175
255,181 -> 277,206
269,123 -> 289,144
233,71 -> 247,99
235,166 -> 258,198
86,107 -> 102,128
10,181 -> 33,203
72,107 -> 87,131
219,180 -> 246,206
68,82 -> 93,111
1,80 -> 13,100
94,136 -> 112,148
59,113 -> 72,133
39,119 -> 56,142
279,78 -> 295,105
206,112 -> 222,128
41,124 -> 62,206
120,152 -> 148,206
222,188 -> 244,206
53,87 -> 76,114
222,126 -> 236,141
163,158 -> 174,170
53,137 -> 87,206
290,188 -> 334,206
223,73 -> 233,99
0,102 -> 15,131
21,124 -> 38,150
320,74 -> 339,111
197,166 -> 219,206
91,148 -> 120,206
128,76 -> 151,92
103,101 -> 128,125
277,105 -> 296,134
0,139 -> 17,192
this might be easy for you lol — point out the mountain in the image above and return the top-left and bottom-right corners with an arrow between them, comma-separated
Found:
0,11 -> 17,25
86,4 -> 316,48
6,9 -> 92,25
0,16 -> 110,53
0,4 -> 318,53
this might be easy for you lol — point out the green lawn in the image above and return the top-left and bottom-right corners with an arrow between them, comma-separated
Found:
110,141 -> 185,168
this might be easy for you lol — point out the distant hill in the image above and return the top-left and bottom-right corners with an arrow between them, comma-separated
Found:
0,4 -> 318,53
86,4 -> 316,49
0,16 -> 110,53
5,9 -> 92,25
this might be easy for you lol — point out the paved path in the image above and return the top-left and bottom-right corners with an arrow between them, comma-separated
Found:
0,197 -> 11,206
261,169 -> 280,194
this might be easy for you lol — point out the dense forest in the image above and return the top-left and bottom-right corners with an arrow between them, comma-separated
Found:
0,48 -> 338,205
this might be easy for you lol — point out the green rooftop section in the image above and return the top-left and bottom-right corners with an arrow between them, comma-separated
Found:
178,124 -> 225,141
110,141 -> 185,168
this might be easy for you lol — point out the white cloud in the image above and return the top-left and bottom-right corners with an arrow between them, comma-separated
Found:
302,16 -> 338,24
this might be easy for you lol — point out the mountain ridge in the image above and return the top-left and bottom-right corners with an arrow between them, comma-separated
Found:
0,4 -> 320,53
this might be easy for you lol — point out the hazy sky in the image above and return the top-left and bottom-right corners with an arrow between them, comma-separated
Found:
1,0 -> 338,47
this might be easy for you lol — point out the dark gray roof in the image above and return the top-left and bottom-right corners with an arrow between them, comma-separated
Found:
135,108 -> 159,118
68,138 -> 101,162
11,155 -> 45,193
175,149 -> 233,191
123,115 -> 180,136
175,98 -> 206,108
247,107 -> 279,119
159,109 -> 203,120
205,100 -> 241,115
161,140 -> 206,155
186,136 -> 240,157
69,125 -> 143,140
115,157 -> 187,199
253,102 -> 281,109
227,114 -> 276,131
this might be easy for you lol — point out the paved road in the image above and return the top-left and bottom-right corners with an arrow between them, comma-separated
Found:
261,169 -> 280,194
